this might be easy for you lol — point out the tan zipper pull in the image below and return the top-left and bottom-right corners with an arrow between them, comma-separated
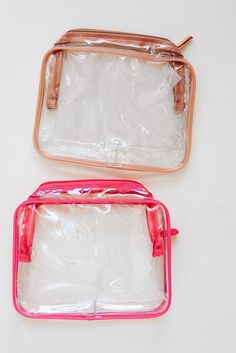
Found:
177,35 -> 193,50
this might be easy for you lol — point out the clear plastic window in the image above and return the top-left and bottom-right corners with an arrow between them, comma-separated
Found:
16,203 -> 168,317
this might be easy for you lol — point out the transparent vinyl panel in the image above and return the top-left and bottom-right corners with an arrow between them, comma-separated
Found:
17,203 -> 167,317
38,51 -> 190,169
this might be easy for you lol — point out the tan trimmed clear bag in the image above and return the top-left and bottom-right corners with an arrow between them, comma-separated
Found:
33,29 -> 196,172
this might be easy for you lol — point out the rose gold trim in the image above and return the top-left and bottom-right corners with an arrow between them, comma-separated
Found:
33,46 -> 196,173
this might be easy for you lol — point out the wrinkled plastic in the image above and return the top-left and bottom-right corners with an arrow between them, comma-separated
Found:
13,180 -> 172,319
38,52 -> 190,169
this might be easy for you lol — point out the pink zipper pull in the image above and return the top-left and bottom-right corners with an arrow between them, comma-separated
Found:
18,207 -> 36,262
173,36 -> 193,113
170,228 -> 179,236
146,208 -> 179,256
152,227 -> 179,256
162,228 -> 179,237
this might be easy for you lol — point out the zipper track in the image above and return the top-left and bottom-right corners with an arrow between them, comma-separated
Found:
31,179 -> 153,198
68,28 -> 170,41
65,28 -> 174,46
55,29 -> 182,57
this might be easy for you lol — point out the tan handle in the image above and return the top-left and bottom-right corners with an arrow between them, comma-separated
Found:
46,51 -> 63,109
173,62 -> 185,113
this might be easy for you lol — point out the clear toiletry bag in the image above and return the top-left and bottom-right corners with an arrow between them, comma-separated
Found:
13,179 -> 179,320
33,29 -> 196,172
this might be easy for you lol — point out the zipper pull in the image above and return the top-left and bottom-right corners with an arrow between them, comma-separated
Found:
170,228 -> 179,236
146,208 -> 179,257
177,35 -> 193,50
18,206 -> 36,262
152,227 -> 179,256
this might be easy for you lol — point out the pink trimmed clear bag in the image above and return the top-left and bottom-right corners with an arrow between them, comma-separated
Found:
13,179 -> 178,320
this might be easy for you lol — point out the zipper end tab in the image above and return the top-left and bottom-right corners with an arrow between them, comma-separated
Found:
170,228 -> 179,236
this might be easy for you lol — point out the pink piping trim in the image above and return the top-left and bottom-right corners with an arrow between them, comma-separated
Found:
13,197 -> 172,320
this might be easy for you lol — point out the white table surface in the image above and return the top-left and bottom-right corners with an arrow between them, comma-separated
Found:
0,0 -> 235,352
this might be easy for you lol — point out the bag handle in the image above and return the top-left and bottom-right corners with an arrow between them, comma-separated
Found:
46,51 -> 63,109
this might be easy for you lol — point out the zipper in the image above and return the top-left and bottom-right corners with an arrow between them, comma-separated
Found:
30,179 -> 153,198
57,28 -> 191,53
67,28 -> 173,42
57,29 -> 175,45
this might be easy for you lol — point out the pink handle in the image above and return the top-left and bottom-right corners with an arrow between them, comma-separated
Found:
18,207 -> 36,262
